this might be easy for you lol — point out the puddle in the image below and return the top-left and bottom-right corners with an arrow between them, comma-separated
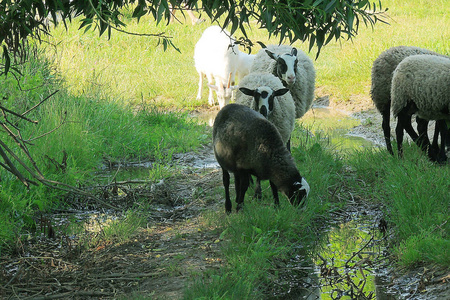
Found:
299,106 -> 375,151
314,211 -> 392,300
268,207 -> 400,300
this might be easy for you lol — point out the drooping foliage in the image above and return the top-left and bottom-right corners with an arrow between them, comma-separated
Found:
0,0 -> 387,73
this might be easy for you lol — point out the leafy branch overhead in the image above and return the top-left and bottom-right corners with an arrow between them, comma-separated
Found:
1,0 -> 387,64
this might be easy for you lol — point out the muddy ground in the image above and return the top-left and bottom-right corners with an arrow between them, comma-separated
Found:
1,96 -> 449,299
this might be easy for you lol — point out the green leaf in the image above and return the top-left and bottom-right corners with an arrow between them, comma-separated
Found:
2,45 -> 10,75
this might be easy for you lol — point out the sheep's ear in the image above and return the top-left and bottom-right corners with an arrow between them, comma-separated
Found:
274,88 -> 290,97
296,178 -> 310,197
291,48 -> 297,56
265,50 -> 278,60
239,87 -> 255,96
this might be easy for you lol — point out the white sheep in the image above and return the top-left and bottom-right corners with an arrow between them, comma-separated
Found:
235,72 -> 296,148
250,45 -> 316,119
236,52 -> 256,82
213,103 -> 310,213
391,54 -> 450,162
370,45 -> 446,155
194,25 -> 238,108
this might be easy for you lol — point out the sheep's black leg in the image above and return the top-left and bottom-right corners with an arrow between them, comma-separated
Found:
395,113 -> 408,158
427,122 -> 441,161
222,168 -> 232,213
403,116 -> 419,143
269,180 -> 280,207
382,107 -> 394,155
287,138 -> 291,152
416,117 -> 431,153
235,172 -> 250,212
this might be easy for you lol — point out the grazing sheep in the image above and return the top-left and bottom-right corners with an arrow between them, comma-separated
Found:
194,25 -> 239,108
213,104 -> 310,213
251,45 -> 316,119
235,72 -> 296,148
370,46 -> 446,155
391,54 -> 450,162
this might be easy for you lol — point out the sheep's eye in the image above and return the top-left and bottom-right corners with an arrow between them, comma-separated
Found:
260,91 -> 269,99
278,59 -> 287,74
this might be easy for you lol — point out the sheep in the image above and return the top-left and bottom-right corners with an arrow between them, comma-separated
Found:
213,103 -> 310,213
236,52 -> 256,82
235,72 -> 296,149
370,46 -> 447,155
194,25 -> 239,108
391,54 -> 450,163
235,72 -> 296,198
250,45 -> 316,119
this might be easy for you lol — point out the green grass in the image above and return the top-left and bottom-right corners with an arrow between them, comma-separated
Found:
0,48 -> 209,251
348,146 -> 450,267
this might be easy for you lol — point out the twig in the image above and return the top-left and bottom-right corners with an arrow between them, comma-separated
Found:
0,144 -> 35,187
345,235 -> 374,268
0,105 -> 38,123
86,0 -> 173,39
27,291 -> 112,300
25,111 -> 68,142
94,271 -> 165,280
21,90 -> 59,116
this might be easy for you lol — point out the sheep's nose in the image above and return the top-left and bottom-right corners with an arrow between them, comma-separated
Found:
287,75 -> 295,83
259,106 -> 268,118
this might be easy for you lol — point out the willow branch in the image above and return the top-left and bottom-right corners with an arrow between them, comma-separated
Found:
0,144 -> 36,187
0,122 -> 44,177
87,0 -> 173,39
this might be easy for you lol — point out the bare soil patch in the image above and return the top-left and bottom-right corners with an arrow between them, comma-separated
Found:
0,157 -> 225,299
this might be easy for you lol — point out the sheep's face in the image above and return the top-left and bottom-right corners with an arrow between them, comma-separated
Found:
266,48 -> 298,86
287,177 -> 310,206
215,83 -> 235,109
209,74 -> 237,109
239,86 -> 289,118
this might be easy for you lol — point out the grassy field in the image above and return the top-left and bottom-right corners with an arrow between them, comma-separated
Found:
0,0 -> 449,298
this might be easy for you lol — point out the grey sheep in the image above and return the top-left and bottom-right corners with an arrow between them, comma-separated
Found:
235,72 -> 296,148
251,45 -> 316,119
391,54 -> 450,162
370,45 -> 446,155
213,104 -> 310,213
